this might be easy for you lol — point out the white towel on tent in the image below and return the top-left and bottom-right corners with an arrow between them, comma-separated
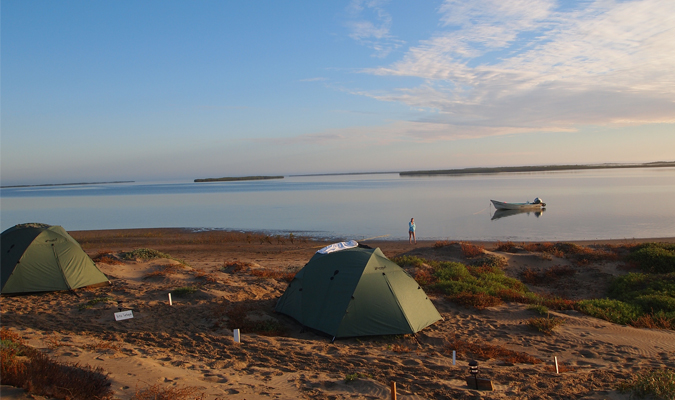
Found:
317,240 -> 358,254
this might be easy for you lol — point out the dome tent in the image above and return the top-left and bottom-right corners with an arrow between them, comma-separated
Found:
275,244 -> 441,340
1,223 -> 109,295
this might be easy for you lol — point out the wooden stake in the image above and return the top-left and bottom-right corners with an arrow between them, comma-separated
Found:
168,293 -> 172,306
452,350 -> 456,365
390,381 -> 397,400
554,356 -> 559,374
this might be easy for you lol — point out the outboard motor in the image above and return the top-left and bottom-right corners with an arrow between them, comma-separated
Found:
534,197 -> 546,206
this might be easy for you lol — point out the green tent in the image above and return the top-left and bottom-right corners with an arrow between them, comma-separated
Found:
275,245 -> 442,339
1,223 -> 109,295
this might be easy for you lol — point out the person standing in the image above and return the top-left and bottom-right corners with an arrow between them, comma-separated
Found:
408,218 -> 416,244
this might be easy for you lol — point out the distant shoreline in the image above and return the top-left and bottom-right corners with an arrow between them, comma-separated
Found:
1,181 -> 134,189
194,176 -> 284,183
399,161 -> 675,176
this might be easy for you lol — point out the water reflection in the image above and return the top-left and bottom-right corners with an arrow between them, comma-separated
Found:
491,208 -> 545,221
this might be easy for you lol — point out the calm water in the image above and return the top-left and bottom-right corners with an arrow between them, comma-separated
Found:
2,168 -> 674,241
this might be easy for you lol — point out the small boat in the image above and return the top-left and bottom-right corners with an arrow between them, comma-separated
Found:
490,198 -> 546,210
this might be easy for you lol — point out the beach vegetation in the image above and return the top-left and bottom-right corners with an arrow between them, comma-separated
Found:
144,263 -> 184,279
527,316 -> 566,335
131,383 -> 209,400
528,304 -> 549,315
617,368 -> 675,400
391,255 -> 425,268
92,250 -> 124,265
0,328 -> 113,400
121,248 -> 188,266
577,272 -> 675,329
397,255 -> 579,310
344,372 -> 372,383
626,243 -> 675,274
171,286 -> 197,297
78,296 -> 114,311
496,241 -> 518,252
445,336 -> 542,364
460,242 -> 485,258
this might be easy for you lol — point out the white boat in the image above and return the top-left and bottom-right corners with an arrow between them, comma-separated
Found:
490,198 -> 546,210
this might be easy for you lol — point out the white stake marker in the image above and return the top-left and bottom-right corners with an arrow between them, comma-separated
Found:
168,293 -> 172,305
554,356 -> 559,374
233,329 -> 241,343
452,350 -> 456,365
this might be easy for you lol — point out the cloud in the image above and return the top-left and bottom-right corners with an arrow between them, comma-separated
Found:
355,0 -> 675,138
345,0 -> 405,57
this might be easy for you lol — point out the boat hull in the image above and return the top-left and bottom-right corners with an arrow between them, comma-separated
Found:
490,200 -> 545,210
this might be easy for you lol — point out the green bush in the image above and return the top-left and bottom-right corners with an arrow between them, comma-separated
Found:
171,286 -> 197,297
618,368 -> 675,400
626,243 -> 675,274
392,255 -> 426,268
576,299 -> 643,325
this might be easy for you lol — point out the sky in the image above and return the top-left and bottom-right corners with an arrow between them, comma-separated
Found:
2,0 -> 674,185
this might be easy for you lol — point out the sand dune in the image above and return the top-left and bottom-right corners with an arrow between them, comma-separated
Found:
2,229 -> 674,399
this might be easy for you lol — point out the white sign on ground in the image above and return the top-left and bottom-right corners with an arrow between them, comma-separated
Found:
114,310 -> 134,321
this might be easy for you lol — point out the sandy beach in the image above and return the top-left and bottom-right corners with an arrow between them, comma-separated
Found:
2,228 -> 674,400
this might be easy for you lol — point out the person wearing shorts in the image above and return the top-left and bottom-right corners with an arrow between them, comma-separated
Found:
408,218 -> 416,244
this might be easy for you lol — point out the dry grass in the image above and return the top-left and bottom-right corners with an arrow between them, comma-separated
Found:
1,328 -> 113,400
92,250 -> 124,265
131,384 -> 211,400
496,241 -> 518,252
433,240 -> 456,248
42,335 -> 64,350
630,314 -> 674,330
445,336 -> 541,364
448,292 -> 503,310
460,242 -> 485,258
222,260 -> 254,273
248,267 -> 297,282
528,316 -> 566,335
144,264 -> 183,279
193,270 -> 219,283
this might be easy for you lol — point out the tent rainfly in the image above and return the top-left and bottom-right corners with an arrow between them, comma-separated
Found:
275,244 -> 442,339
1,223 -> 109,294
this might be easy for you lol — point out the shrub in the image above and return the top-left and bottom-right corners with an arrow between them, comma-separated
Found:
528,304 -> 549,315
344,372 -> 372,383
528,316 -> 565,335
171,286 -> 197,297
131,384 -> 207,400
496,241 -> 517,252
627,244 -> 675,274
576,299 -> 643,325
391,255 -> 425,268
122,248 -> 188,266
1,328 -> 113,400
460,242 -> 485,258
249,267 -> 297,282
445,337 -> 541,364
617,368 -> 675,400
78,296 -> 114,311
449,292 -> 503,309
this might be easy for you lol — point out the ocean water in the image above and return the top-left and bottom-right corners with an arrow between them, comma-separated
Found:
1,168 -> 674,241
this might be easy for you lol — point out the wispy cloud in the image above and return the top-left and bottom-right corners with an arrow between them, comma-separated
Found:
354,0 -> 675,140
346,0 -> 405,57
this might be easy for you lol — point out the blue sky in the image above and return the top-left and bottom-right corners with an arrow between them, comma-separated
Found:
2,0 -> 674,185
